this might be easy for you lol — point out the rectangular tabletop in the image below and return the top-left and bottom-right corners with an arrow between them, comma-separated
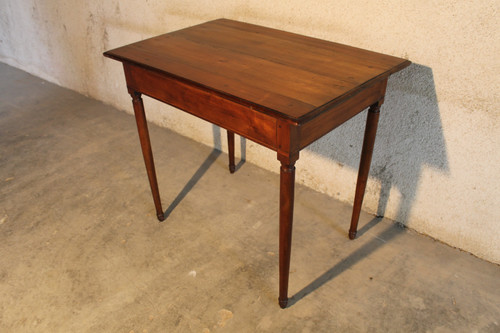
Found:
104,18 -> 410,126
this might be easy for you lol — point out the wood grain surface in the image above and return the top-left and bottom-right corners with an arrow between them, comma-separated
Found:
104,18 -> 410,122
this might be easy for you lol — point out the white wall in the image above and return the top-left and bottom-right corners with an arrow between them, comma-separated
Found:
1,0 -> 498,263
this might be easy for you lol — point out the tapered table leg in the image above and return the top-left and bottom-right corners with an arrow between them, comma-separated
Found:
349,103 -> 381,239
278,155 -> 296,308
227,130 -> 235,173
131,91 -> 165,221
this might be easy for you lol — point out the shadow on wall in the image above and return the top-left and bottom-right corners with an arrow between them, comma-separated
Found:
308,63 -> 449,225
211,64 -> 449,228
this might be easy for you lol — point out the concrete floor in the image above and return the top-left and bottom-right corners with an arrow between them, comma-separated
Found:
0,62 -> 499,332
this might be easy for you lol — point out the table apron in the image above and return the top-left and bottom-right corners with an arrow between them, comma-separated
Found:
123,63 -> 278,151
298,79 -> 387,150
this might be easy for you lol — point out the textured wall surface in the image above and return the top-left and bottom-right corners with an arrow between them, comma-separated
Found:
1,0 -> 499,263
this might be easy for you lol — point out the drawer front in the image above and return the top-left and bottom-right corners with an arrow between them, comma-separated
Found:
124,63 -> 278,150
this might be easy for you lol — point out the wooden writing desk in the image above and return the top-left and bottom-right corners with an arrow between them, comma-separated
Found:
104,19 -> 410,308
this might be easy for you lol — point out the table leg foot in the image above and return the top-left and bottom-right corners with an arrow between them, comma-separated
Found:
157,212 -> 165,222
348,230 -> 357,240
278,297 -> 288,309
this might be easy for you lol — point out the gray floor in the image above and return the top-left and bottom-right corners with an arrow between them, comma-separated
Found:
0,62 -> 499,332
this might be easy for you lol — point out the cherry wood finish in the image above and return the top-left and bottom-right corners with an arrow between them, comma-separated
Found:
104,18 -> 410,308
